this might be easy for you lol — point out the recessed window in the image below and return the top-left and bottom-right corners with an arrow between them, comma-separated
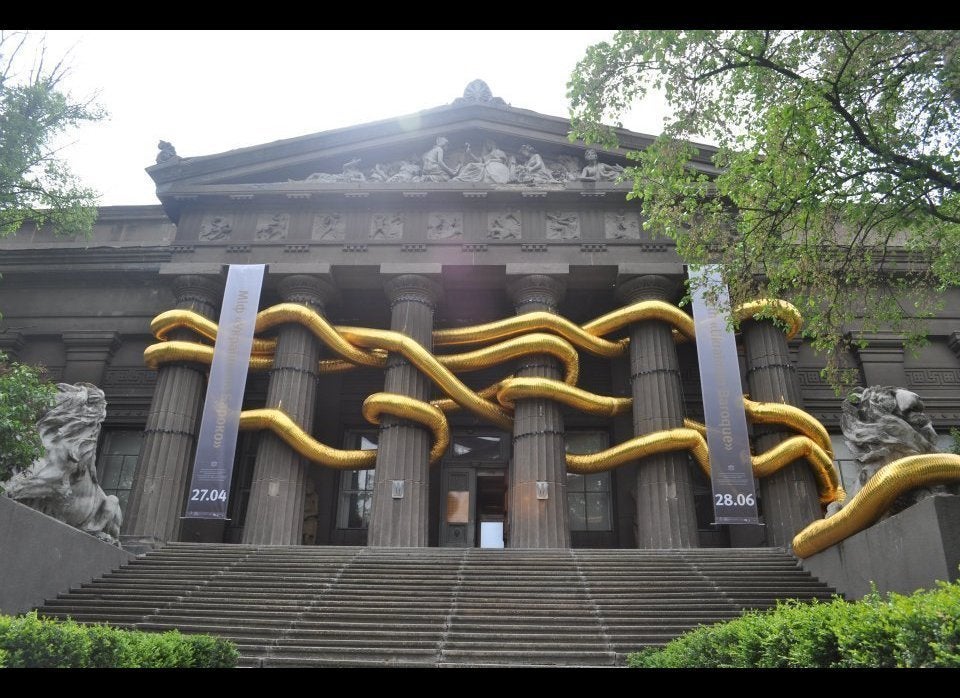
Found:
336,433 -> 377,529
565,432 -> 612,532
96,430 -> 143,511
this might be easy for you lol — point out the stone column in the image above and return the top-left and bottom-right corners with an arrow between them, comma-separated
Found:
124,274 -> 223,545
242,275 -> 337,545
61,331 -> 121,385
742,318 -> 821,549
617,275 -> 699,548
367,275 -> 442,547
507,274 -> 570,549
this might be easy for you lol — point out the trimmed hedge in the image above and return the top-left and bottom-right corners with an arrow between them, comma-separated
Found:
0,612 -> 238,668
629,578 -> 960,668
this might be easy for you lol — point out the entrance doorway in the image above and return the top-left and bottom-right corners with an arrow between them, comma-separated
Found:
438,431 -> 509,548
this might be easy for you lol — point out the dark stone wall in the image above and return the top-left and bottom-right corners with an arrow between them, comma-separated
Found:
0,497 -> 133,615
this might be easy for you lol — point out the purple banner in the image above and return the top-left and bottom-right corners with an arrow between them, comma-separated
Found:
184,264 -> 265,519
689,265 -> 759,525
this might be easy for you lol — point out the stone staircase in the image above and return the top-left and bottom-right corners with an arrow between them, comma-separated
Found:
36,544 -> 836,667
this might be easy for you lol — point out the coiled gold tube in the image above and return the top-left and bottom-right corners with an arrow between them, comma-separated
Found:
238,409 -> 376,470
360,393 -> 450,464
581,300 -> 696,341
496,377 -> 631,416
792,453 -> 960,558
143,341 -> 275,371
742,397 -> 833,457
432,310 -> 628,357
733,299 -> 803,340
566,428 -> 710,474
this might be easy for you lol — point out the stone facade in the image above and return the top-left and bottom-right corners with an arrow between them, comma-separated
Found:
2,85 -> 958,551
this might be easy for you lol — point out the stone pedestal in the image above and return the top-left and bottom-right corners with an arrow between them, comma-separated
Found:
506,274 -> 569,549
367,275 -> 442,547
801,495 -> 960,599
618,276 -> 699,549
742,319 -> 821,549
61,331 -> 121,385
124,274 -> 223,545
242,275 -> 337,545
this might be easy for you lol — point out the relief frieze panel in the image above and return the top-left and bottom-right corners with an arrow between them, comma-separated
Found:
604,211 -> 641,240
487,210 -> 521,240
427,212 -> 463,240
545,211 -> 580,240
312,212 -> 346,241
198,214 -> 234,242
370,213 -> 404,240
254,212 -> 290,241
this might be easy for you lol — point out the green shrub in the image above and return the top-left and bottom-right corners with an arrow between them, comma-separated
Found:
629,578 -> 960,668
0,612 -> 238,668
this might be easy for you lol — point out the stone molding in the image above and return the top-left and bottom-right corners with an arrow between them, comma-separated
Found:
616,275 -> 681,304
507,274 -> 566,312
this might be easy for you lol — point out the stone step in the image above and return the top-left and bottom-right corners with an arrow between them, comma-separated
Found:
36,543 -> 836,668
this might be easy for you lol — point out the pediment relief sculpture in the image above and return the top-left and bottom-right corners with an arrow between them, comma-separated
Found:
296,138 -> 626,187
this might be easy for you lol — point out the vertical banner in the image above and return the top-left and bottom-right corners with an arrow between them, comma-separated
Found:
688,265 -> 759,525
184,264 -> 265,519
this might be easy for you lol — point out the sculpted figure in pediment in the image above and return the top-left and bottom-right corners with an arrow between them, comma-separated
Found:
515,144 -> 556,184
421,137 -> 460,182
454,141 -> 513,184
580,148 -> 625,182
306,157 -> 366,183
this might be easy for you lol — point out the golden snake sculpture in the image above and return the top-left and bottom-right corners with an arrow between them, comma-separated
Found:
143,297 -> 960,557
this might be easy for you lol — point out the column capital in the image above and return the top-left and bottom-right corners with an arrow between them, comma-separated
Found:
616,274 -> 682,304
171,274 -> 224,314
507,274 -> 566,313
384,274 -> 443,310
277,274 -> 338,310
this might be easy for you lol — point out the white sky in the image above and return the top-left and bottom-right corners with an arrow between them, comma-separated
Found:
27,30 -> 670,206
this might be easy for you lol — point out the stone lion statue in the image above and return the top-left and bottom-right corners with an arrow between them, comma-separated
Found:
2,383 -> 123,545
837,385 -> 954,517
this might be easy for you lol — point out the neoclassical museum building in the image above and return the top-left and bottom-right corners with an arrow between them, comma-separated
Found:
3,81 -> 959,553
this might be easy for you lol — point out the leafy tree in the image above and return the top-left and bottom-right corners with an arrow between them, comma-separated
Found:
1,30 -> 104,237
0,352 -> 56,482
569,31 -> 960,386
0,32 -> 102,482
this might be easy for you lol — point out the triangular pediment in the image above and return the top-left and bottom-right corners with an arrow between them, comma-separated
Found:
150,107 -> 640,189
148,82 -> 721,198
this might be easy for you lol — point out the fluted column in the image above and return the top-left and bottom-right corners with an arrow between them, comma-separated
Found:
124,274 -> 223,545
507,274 -> 570,548
618,276 -> 699,548
242,275 -> 337,545
367,275 -> 442,547
742,318 -> 821,549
